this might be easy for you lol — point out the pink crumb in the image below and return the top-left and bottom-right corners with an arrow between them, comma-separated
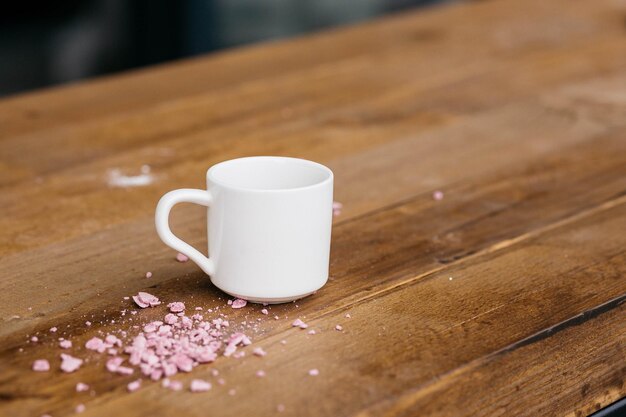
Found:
145,271 -> 152,278
228,389 -> 236,396
190,379 -> 211,392
308,329 -> 316,335
252,347 -> 267,357
85,321 -> 91,326
85,337 -> 105,352
308,369 -> 320,376
30,336 -> 38,342
75,404 -> 85,413
32,359 -> 50,372
76,382 -> 89,392
127,379 -> 142,392
433,190 -> 444,201
332,201 -> 343,216
176,252 -> 189,262
345,313 -> 351,318
59,340 -> 72,349
335,325 -> 343,331
292,319 -> 308,329
60,354 -> 83,373
168,302 -> 185,313
277,404 -> 286,413
256,370 -> 266,377
261,308 -> 268,315
231,299 -> 247,309
132,291 -> 161,308
49,327 -> 57,333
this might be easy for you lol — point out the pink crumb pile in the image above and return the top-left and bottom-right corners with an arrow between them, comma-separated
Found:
78,299 -> 254,385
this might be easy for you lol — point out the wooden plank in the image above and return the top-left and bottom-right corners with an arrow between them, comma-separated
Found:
358,297 -> 626,417
1,70 -> 625,256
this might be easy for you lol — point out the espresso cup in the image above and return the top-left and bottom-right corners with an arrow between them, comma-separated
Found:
155,156 -> 334,303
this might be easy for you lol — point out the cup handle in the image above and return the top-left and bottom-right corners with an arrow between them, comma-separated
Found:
155,189 -> 215,275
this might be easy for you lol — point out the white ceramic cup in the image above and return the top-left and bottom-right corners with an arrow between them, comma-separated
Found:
155,156 -> 334,303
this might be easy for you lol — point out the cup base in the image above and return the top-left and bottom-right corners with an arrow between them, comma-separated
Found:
221,290 -> 315,304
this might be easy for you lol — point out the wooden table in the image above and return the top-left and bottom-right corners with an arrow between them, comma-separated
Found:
1,0 -> 625,415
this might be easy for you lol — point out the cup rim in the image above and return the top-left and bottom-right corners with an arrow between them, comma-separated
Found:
206,156 -> 333,193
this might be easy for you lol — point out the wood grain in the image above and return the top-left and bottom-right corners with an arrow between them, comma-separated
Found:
0,0 -> 625,416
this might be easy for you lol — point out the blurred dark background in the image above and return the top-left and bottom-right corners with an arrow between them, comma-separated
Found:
0,0 -> 445,97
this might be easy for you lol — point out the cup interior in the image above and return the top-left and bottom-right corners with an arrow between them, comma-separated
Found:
208,157 -> 332,191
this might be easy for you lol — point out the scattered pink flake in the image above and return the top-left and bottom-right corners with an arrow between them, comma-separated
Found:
49,327 -> 57,333
30,336 -> 38,342
433,190 -> 444,201
231,299 -> 247,309
332,201 -> 343,216
106,357 -> 124,372
168,302 -> 185,313
252,347 -> 267,357
345,313 -> 351,318
59,340 -> 72,349
76,382 -> 89,392
277,404 -> 286,413
274,315 -> 280,320
60,354 -> 83,373
105,334 -> 122,347
85,321 -> 92,326
133,291 -> 161,308
75,404 -> 85,413
132,295 -> 149,308
85,337 -> 105,352
127,379 -> 142,392
145,271 -> 153,278
261,308 -> 269,315
162,378 -> 183,391
164,313 -> 178,325
280,340 -> 287,345
227,299 -> 233,305
228,389 -> 236,396
217,378 -> 225,385
335,325 -> 343,331
308,368 -> 319,376
190,379 -> 212,392
256,370 -> 266,377
32,359 -> 50,372
292,319 -> 308,329
41,414 -> 52,417
176,252 -> 189,262
308,329 -> 316,335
